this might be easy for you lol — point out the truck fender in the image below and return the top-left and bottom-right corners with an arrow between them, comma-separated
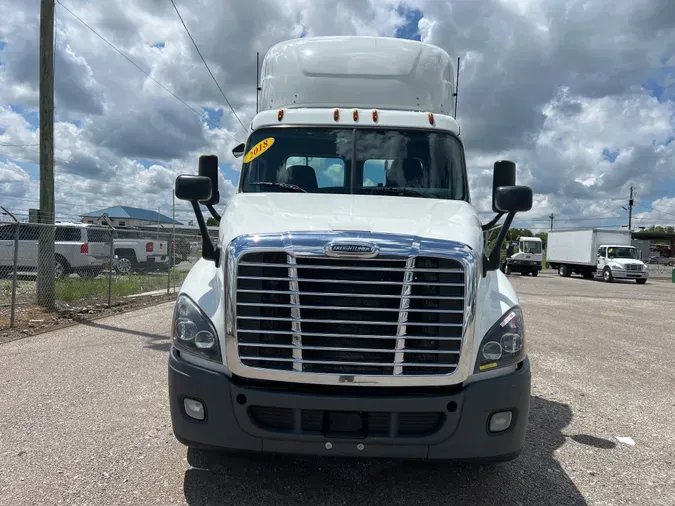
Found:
178,258 -> 226,348
471,270 -> 520,367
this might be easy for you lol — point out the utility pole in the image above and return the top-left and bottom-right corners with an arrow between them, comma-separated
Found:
171,191 -> 176,292
628,186 -> 634,231
549,213 -> 554,231
37,0 -> 55,308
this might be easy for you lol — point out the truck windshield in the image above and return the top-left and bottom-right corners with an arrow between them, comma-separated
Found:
607,247 -> 637,259
520,241 -> 542,254
240,127 -> 467,200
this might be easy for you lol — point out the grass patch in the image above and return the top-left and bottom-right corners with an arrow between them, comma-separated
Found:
55,270 -> 188,303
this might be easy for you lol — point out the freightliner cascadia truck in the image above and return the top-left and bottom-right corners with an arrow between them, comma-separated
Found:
169,36 -> 534,462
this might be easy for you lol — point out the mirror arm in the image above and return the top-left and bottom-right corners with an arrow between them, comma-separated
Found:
206,204 -> 221,222
191,201 -> 220,266
481,212 -> 504,231
483,212 -> 516,275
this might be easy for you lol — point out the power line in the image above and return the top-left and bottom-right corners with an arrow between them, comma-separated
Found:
169,0 -> 247,133
0,143 -> 40,147
55,0 -> 241,143
0,145 -> 40,154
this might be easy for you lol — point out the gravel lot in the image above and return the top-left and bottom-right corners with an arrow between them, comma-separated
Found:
0,271 -> 673,505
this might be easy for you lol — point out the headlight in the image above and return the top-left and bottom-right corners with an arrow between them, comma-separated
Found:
609,262 -> 622,269
172,294 -> 221,362
475,306 -> 525,373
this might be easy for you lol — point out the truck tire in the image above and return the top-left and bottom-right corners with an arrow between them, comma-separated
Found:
558,265 -> 570,277
505,265 -> 512,275
635,278 -> 647,284
55,255 -> 69,279
602,267 -> 614,283
532,270 -> 538,277
115,250 -> 137,274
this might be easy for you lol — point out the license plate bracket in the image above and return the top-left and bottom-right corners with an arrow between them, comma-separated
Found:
325,411 -> 367,438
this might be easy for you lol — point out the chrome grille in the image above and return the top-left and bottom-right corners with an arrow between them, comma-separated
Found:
235,252 -> 465,376
625,264 -> 641,271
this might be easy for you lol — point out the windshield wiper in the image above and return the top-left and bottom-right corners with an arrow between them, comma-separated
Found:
360,186 -> 430,198
250,182 -> 307,193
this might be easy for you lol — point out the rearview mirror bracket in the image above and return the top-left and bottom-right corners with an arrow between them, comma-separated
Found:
191,200 -> 220,266
175,172 -> 220,266
483,212 -> 515,275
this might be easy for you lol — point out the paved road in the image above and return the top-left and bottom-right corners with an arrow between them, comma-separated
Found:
0,272 -> 673,505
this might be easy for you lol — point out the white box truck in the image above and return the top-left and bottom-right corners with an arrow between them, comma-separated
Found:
168,36 -> 535,462
547,228 -> 648,283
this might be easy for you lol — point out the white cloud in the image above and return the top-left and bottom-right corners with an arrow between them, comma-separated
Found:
0,161 -> 31,197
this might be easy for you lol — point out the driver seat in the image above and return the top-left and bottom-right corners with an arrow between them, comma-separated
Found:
284,165 -> 319,192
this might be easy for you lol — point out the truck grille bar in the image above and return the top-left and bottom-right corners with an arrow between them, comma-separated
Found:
233,244 -> 468,378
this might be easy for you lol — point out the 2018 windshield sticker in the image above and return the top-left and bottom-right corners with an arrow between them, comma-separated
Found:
243,137 -> 275,163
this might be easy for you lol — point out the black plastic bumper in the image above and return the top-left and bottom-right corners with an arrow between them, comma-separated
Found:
505,260 -> 542,271
168,349 -> 531,461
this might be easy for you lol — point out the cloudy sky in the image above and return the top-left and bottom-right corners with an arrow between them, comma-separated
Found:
0,0 -> 674,230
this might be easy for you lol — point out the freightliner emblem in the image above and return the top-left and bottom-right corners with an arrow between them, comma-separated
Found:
325,241 -> 380,258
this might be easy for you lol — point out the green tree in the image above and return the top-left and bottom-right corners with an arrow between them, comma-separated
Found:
206,217 -> 219,226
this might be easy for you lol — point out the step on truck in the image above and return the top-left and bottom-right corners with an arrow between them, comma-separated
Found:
547,228 -> 648,283
501,236 -> 543,276
168,36 -> 534,461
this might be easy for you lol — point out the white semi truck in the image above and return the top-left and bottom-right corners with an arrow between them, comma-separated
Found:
547,228 -> 648,283
169,36 -> 534,462
501,236 -> 543,276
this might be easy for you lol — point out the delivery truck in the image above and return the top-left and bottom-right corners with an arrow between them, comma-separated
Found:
169,36 -> 534,462
547,228 -> 648,283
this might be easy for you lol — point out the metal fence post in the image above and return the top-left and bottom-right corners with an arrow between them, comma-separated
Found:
166,233 -> 171,295
108,228 -> 114,307
9,223 -> 20,328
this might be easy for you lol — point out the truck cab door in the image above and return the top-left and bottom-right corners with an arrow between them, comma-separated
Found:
597,247 -> 606,271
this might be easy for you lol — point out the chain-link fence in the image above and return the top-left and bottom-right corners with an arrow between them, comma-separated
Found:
0,221 -> 206,330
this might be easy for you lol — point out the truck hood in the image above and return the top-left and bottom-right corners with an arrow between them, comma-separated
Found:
219,193 -> 484,252
609,258 -> 645,267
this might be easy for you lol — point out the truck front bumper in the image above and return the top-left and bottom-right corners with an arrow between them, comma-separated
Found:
611,269 -> 648,280
168,349 -> 531,461
506,260 -> 541,271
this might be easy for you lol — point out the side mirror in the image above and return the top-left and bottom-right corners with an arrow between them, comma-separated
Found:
174,174 -> 219,265
492,160 -> 516,212
198,155 -> 220,205
175,175 -> 212,202
232,143 -> 245,158
494,186 -> 533,213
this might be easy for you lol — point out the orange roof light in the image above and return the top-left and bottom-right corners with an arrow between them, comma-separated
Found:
277,109 -> 284,122
333,109 -> 340,122
428,112 -> 435,125
372,110 -> 379,122
353,109 -> 359,122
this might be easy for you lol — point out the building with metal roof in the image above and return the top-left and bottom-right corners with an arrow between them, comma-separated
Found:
80,206 -> 182,227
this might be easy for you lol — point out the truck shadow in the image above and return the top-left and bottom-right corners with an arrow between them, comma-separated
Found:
183,396 -> 606,505
77,320 -> 171,352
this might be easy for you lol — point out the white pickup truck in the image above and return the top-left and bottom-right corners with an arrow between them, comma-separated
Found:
112,229 -> 169,274
169,36 -> 534,462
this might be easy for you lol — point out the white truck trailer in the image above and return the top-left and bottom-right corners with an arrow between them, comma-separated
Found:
547,228 -> 648,283
169,36 -> 534,462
